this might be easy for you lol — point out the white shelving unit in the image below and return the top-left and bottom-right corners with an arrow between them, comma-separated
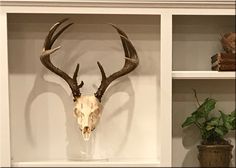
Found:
0,0 -> 235,167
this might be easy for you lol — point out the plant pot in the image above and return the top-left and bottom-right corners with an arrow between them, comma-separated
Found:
198,144 -> 233,167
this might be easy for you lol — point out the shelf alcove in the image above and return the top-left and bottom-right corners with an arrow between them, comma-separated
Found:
172,79 -> 235,167
7,13 -> 161,167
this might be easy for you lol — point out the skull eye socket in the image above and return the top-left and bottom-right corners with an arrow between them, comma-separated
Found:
89,109 -> 100,123
89,110 -> 101,131
74,108 -> 78,116
74,108 -> 83,118
90,113 -> 96,122
74,109 -> 84,128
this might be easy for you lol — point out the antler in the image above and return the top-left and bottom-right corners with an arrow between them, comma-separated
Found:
94,24 -> 139,101
40,18 -> 84,101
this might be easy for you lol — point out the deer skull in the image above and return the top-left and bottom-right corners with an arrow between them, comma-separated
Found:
40,18 -> 139,141
74,96 -> 103,141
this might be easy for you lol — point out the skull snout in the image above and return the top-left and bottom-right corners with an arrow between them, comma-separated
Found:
83,126 -> 90,132
82,126 -> 91,141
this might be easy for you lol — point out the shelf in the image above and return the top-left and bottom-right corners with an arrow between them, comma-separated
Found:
172,15 -> 235,72
11,160 -> 160,167
172,71 -> 236,79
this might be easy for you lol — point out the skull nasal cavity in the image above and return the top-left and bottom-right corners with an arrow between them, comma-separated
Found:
83,126 -> 90,133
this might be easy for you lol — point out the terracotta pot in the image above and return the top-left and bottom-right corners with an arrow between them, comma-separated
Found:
198,144 -> 233,167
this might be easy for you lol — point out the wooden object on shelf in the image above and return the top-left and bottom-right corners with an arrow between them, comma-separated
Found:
211,53 -> 236,71
221,32 -> 236,54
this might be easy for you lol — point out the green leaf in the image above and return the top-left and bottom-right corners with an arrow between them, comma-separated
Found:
203,98 -> 216,115
192,98 -> 216,120
215,127 -> 224,136
192,110 -> 204,119
229,110 -> 236,130
220,111 -> 227,123
182,116 -> 196,128
232,120 -> 236,130
220,110 -> 234,130
207,117 -> 219,126
231,109 -> 236,117
206,125 -> 215,131
215,126 -> 228,137
225,122 -> 233,130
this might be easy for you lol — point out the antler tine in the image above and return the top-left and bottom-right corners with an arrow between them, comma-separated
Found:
44,18 -> 69,50
110,24 -> 139,66
40,18 -> 83,100
94,25 -> 139,101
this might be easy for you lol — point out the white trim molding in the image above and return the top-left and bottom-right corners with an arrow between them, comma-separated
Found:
0,0 -> 235,9
0,11 -> 11,167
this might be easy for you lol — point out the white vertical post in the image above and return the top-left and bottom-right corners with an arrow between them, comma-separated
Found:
0,9 -> 11,167
160,13 -> 172,167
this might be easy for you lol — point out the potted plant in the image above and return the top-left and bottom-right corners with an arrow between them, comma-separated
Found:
182,89 -> 235,167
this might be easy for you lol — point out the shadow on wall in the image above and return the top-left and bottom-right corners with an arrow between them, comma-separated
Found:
24,66 -> 135,160
24,68 -> 72,159
99,77 -> 135,157
182,125 -> 201,167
